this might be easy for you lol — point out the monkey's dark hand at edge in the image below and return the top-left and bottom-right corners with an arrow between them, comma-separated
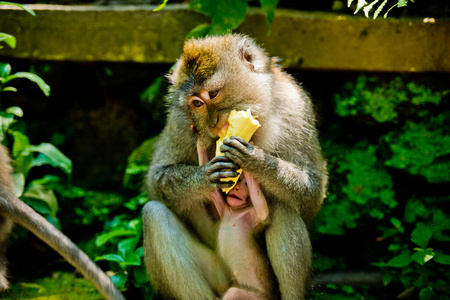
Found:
221,136 -> 269,176
200,155 -> 240,190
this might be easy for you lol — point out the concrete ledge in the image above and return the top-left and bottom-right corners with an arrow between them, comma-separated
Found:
0,4 -> 449,72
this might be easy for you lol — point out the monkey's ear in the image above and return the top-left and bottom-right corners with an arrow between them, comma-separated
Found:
237,36 -> 269,73
167,59 -> 183,85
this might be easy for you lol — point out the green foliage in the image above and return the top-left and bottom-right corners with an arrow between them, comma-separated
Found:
315,140 -> 397,235
384,113 -> 450,183
348,0 -> 413,19
187,0 -> 279,38
1,5 -> 71,227
335,75 -> 448,123
373,219 -> 450,299
319,74 -> 450,299
140,76 -> 168,126
95,213 -> 153,299
2,271 -> 102,299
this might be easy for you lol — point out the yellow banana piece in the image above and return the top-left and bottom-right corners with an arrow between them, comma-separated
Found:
216,109 -> 260,193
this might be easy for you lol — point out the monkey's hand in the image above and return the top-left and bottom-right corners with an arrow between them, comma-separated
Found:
220,136 -> 266,175
201,156 -> 241,190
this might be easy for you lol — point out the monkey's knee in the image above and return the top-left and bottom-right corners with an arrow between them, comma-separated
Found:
142,200 -> 169,223
223,287 -> 268,300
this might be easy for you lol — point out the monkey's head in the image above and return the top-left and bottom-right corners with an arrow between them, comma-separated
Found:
168,34 -> 274,145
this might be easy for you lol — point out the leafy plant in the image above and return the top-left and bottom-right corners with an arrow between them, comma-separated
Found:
1,3 -> 71,227
348,0 -> 414,19
313,75 -> 450,299
373,219 -> 450,300
188,0 -> 279,38
95,213 -> 153,299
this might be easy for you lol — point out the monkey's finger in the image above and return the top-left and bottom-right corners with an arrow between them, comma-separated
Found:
222,137 -> 253,153
206,161 -> 240,173
210,155 -> 234,163
209,171 -> 240,182
212,181 -> 235,190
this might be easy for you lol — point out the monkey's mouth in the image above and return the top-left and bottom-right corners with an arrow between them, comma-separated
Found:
226,193 -> 250,208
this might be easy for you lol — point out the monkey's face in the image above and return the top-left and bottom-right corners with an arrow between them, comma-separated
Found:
170,34 -> 274,144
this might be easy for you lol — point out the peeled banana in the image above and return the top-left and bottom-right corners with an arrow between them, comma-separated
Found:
215,109 -> 260,193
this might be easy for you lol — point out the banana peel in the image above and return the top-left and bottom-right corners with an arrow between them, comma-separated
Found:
216,109 -> 260,193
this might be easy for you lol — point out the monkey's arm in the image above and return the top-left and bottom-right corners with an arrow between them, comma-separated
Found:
147,115 -> 239,213
243,171 -> 268,223
0,190 -> 124,300
221,137 -> 325,224
197,140 -> 226,218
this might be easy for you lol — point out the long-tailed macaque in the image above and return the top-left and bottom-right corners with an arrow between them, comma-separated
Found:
0,144 -> 124,300
143,34 -> 328,299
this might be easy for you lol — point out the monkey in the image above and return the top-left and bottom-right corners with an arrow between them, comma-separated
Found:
0,144 -> 124,300
198,140 -> 273,299
143,33 -> 328,300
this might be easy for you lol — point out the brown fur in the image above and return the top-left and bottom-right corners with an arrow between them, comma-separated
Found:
0,144 -> 124,299
143,34 -> 327,300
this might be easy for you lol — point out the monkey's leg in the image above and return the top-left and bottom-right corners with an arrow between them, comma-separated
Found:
265,204 -> 312,300
143,201 -> 230,300
0,215 -> 13,291
222,287 -> 269,300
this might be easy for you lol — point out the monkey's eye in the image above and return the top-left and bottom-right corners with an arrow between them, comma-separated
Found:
209,89 -> 219,99
192,99 -> 204,108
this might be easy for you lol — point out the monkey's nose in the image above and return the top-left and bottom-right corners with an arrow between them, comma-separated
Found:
210,116 -> 219,128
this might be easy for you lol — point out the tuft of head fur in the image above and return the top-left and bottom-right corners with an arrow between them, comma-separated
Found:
169,34 -> 270,91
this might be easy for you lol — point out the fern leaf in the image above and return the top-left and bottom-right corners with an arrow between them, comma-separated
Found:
374,0 -> 388,19
363,0 -> 379,18
355,0 -> 367,14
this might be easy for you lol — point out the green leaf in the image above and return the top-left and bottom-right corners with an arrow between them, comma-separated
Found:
386,253 -> 412,268
390,217 -> 404,233
12,172 -> 25,197
0,63 -> 12,79
134,246 -> 144,257
419,287 -> 433,300
258,0 -> 279,26
134,264 -> 148,284
411,223 -> 432,249
382,272 -> 392,286
123,253 -> 141,266
9,131 -> 33,176
411,248 -> 435,266
152,0 -> 169,11
0,112 -> 15,141
434,252 -> 450,265
6,106 -> 23,117
354,0 -> 367,14
95,254 -> 125,263
374,0 -> 388,19
118,237 -> 139,257
23,182 -> 58,217
0,33 -> 16,49
95,229 -> 137,246
413,273 -> 428,288
1,86 -> 17,92
363,0 -> 379,17
0,2 -> 36,16
190,0 -> 247,31
3,72 -> 50,96
111,272 -> 128,289
397,0 -> 408,8
29,143 -> 72,175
